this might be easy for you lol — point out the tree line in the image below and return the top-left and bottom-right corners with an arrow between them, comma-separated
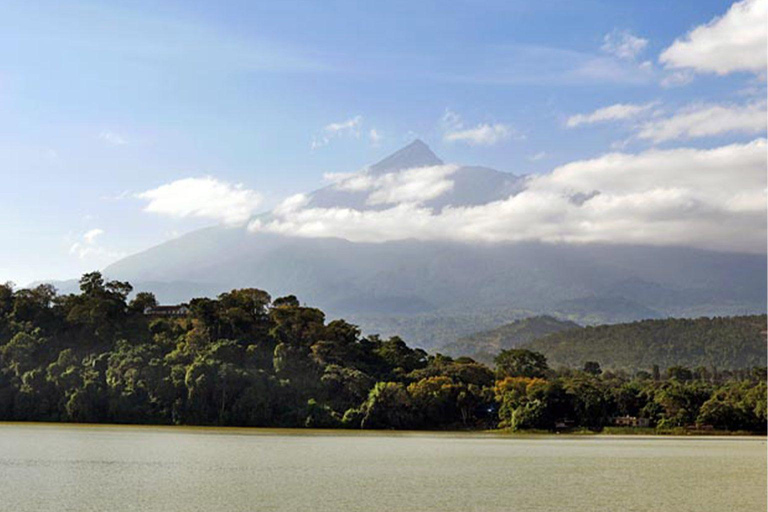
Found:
525,314 -> 767,370
0,273 -> 764,432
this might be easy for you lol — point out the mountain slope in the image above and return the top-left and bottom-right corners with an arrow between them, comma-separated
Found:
97,141 -> 767,349
441,315 -> 581,363
100,232 -> 766,349
523,315 -> 768,371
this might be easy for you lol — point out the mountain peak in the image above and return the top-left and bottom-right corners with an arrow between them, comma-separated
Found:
369,139 -> 443,175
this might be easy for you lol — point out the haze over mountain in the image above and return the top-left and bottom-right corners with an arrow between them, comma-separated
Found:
80,140 -> 768,349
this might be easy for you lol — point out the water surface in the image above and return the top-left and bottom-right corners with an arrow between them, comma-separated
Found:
0,423 -> 764,512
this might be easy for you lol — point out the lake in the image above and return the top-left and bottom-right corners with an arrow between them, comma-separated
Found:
0,424 -> 764,512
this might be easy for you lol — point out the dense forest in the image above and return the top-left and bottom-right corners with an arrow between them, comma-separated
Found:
525,316 -> 767,370
0,273 -> 765,432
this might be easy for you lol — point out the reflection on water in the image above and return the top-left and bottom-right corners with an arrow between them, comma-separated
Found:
0,423 -> 765,512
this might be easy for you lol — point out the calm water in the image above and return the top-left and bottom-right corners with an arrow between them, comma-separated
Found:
0,424 -> 764,512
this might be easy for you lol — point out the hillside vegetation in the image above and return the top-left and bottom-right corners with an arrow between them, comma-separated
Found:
441,315 -> 580,363
524,315 -> 767,371
0,274 -> 765,432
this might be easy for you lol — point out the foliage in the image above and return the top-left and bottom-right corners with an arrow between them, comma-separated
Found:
494,349 -> 549,379
0,274 -> 764,433
524,316 -> 767,371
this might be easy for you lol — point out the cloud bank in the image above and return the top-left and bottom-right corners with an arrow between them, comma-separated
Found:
251,139 -> 767,253
660,0 -> 767,76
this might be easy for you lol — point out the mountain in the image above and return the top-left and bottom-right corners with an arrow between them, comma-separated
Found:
523,315 -> 768,371
440,315 -> 581,364
91,141 -> 766,349
306,140 -> 525,211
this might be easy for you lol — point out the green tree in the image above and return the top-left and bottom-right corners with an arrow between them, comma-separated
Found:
360,382 -> 414,429
0,271 -> 763,433
563,376 -> 610,428
583,361 -> 602,376
129,292 -> 158,313
495,349 -> 549,379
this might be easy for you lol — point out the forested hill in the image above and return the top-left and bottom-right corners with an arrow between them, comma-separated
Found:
442,316 -> 580,363
524,315 -> 767,371
0,274 -> 765,433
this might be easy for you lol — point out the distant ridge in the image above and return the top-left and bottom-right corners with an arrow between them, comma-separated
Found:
441,315 -> 581,363
524,315 -> 768,371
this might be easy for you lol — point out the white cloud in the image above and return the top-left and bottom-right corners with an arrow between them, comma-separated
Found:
369,128 -> 382,146
660,0 -> 768,76
311,115 -> 363,149
323,170 -> 372,192
137,176 -> 262,225
324,164 -> 460,205
367,165 -> 459,205
440,109 -> 463,132
69,229 -> 125,260
637,101 -> 767,142
325,116 -> 362,134
272,193 -> 310,216
82,228 -> 104,244
660,70 -> 694,88
100,190 -> 131,201
601,30 -> 649,60
566,102 -> 656,128
572,55 -> 654,85
98,130 -> 128,146
610,138 -> 632,150
441,109 -> 519,146
444,123 -> 514,146
528,151 -> 548,161
251,140 -> 767,253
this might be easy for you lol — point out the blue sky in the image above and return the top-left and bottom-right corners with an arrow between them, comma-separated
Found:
1,0 -> 765,285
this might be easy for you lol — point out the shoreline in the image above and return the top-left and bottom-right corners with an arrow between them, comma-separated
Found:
0,421 -> 764,439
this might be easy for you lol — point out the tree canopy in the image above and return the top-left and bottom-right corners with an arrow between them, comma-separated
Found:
0,274 -> 764,433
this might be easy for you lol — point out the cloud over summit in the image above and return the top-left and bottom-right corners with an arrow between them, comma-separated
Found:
250,139 -> 767,254
326,164 -> 460,206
